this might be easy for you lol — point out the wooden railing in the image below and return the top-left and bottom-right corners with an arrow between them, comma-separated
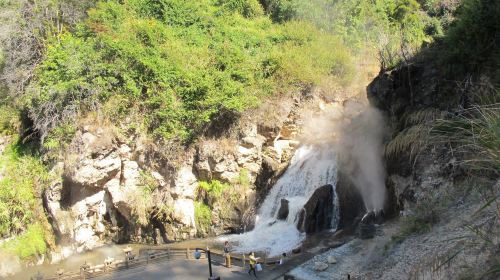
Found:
37,247 -> 284,280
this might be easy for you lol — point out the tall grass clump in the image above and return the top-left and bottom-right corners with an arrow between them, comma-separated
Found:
430,93 -> 500,277
432,103 -> 500,177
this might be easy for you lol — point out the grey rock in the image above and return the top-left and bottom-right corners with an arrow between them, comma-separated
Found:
327,256 -> 337,264
313,262 -> 329,271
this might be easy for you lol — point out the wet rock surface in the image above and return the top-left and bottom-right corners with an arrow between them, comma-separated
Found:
277,199 -> 289,220
297,185 -> 334,234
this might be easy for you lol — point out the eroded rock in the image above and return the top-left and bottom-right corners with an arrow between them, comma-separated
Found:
313,261 -> 329,271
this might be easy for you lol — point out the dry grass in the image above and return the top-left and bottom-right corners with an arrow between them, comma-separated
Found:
402,108 -> 442,127
385,124 -> 430,163
431,103 -> 500,177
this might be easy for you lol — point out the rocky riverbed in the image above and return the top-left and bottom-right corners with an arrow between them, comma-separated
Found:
287,191 -> 500,280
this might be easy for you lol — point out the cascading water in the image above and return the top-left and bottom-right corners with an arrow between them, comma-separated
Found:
225,144 -> 339,256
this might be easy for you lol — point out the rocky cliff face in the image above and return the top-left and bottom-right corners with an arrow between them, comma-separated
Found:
43,89 -> 342,259
367,63 -> 461,214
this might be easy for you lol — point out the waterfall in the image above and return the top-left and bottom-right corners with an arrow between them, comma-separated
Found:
226,144 -> 339,257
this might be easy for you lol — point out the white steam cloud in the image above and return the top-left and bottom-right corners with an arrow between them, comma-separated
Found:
302,100 -> 388,211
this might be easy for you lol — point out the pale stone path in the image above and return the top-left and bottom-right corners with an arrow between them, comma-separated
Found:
96,252 -> 315,280
97,259 -> 251,280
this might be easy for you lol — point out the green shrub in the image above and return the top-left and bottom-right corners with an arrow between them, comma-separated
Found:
0,105 -> 19,135
2,224 -> 47,259
198,180 -> 230,199
217,0 -> 264,18
260,0 -> 436,68
194,201 -> 212,235
441,0 -> 500,81
0,140 -> 50,238
0,81 -> 19,135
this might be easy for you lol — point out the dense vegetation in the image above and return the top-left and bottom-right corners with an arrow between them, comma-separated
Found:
0,140 -> 52,259
3,0 -> 447,146
27,0 -> 356,145
441,0 -> 500,81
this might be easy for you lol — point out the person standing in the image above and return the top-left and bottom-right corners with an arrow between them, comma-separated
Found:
224,241 -> 232,268
279,252 -> 286,265
248,252 -> 259,278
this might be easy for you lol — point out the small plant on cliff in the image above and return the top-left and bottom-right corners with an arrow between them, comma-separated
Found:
198,180 -> 230,200
238,168 -> 250,188
130,171 -> 159,226
194,201 -> 212,236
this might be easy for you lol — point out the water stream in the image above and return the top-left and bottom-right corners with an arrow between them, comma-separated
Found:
225,144 -> 339,257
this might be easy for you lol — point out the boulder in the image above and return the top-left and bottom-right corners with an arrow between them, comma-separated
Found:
277,199 -> 289,220
327,255 -> 337,264
313,262 -> 329,271
172,199 -> 196,227
335,171 -> 365,229
70,154 -> 121,188
297,185 -> 334,234
172,166 -> 198,199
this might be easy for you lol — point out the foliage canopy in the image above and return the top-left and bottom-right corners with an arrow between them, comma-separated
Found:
29,0 -> 354,143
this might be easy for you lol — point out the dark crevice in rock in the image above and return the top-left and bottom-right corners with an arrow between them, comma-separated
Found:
119,160 -> 125,186
112,209 -> 131,244
150,215 -> 168,244
297,184 -> 335,234
336,172 -> 365,230
202,108 -> 240,139
59,176 -> 101,209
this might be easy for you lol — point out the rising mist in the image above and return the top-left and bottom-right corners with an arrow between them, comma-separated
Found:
302,100 -> 388,212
